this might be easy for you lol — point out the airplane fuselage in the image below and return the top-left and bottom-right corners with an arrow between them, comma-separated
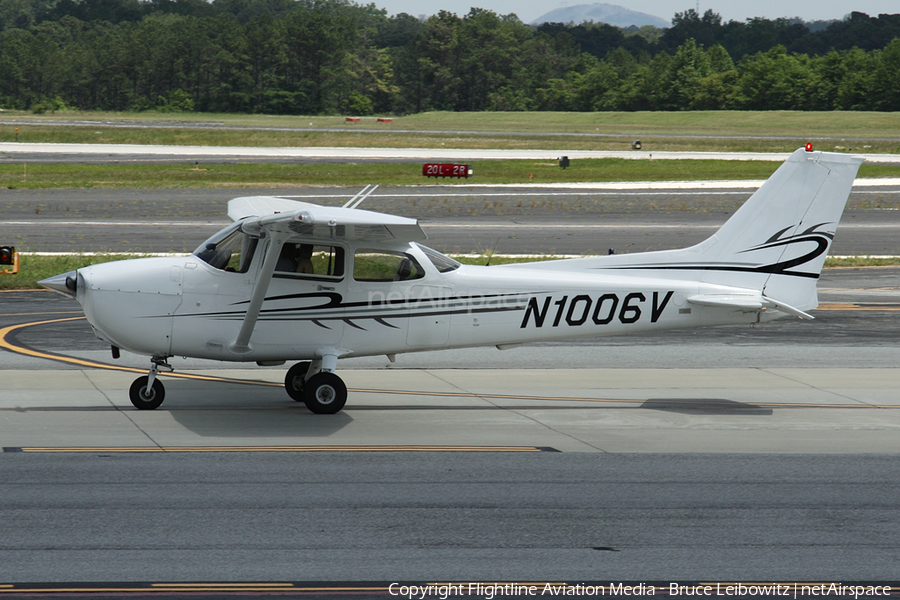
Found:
75,239 -> 773,363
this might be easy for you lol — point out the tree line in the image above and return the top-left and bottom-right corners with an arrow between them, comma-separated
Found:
0,0 -> 898,114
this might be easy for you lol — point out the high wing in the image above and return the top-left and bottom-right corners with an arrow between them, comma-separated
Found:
228,196 -> 426,242
227,192 -> 426,353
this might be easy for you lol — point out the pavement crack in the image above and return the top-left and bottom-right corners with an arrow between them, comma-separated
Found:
759,368 -> 880,407
82,370 -> 163,449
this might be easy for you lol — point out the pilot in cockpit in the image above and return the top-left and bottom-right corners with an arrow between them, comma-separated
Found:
276,243 -> 315,274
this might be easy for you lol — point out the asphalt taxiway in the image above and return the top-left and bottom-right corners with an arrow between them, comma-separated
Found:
2,364 -> 900,454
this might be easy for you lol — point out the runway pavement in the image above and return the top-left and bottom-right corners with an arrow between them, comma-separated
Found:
0,452 -> 897,585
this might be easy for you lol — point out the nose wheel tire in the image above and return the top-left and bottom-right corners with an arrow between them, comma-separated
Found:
284,361 -> 311,402
129,376 -> 166,410
303,372 -> 347,414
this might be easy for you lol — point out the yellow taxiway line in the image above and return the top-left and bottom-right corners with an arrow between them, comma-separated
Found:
0,316 -> 280,387
10,445 -> 550,453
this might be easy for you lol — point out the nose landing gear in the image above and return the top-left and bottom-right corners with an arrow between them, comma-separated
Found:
129,357 -> 172,410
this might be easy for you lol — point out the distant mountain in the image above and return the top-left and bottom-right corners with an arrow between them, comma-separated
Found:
531,3 -> 670,27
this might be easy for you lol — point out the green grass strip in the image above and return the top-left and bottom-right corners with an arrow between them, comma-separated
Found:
2,160 -> 899,189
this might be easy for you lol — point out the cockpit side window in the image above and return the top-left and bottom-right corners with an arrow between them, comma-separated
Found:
194,224 -> 258,273
275,243 -> 345,278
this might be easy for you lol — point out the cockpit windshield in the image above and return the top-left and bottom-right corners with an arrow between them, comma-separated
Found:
193,223 -> 258,273
416,244 -> 461,273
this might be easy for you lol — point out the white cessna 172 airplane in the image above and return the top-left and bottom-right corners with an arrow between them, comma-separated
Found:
40,147 -> 863,414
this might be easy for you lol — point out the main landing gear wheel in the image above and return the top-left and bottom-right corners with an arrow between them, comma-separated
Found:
303,372 -> 347,414
284,361 -> 311,402
129,376 -> 166,410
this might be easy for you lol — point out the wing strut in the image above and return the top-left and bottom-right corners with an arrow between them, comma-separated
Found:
229,229 -> 291,353
342,184 -> 378,209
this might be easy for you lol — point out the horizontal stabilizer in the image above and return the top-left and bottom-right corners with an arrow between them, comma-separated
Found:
687,294 -> 814,320
687,294 -> 766,310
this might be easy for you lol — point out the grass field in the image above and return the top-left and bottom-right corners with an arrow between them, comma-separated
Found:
2,110 -> 900,154
5,109 -> 900,135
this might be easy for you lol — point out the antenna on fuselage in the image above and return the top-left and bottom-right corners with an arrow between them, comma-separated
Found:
485,237 -> 501,266
342,184 -> 379,209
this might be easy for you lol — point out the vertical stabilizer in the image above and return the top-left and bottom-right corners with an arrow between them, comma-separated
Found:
513,148 -> 864,312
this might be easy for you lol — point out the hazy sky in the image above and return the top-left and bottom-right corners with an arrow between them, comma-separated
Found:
378,0 -> 898,26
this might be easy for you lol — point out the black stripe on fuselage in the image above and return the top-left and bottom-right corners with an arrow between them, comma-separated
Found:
172,291 -> 544,321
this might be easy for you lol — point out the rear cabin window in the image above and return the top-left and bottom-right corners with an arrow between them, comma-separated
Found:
353,249 -> 425,282
417,244 -> 461,273
275,243 -> 344,278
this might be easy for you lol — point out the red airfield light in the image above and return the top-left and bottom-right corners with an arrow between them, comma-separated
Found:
805,143 -> 813,152
0,245 -> 18,275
